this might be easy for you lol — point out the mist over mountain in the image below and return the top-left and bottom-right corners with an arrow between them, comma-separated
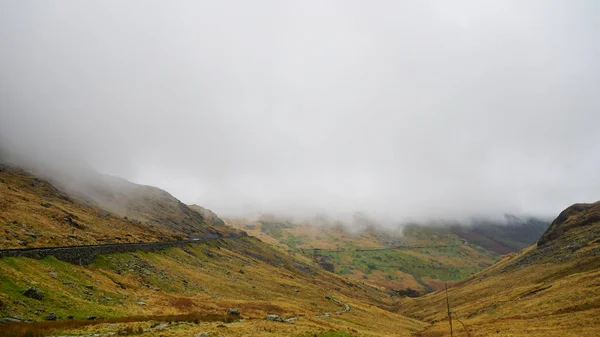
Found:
1,0 -> 599,222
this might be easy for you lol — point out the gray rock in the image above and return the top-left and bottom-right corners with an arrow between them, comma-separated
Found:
265,314 -> 284,322
137,301 -> 146,306
227,308 -> 240,316
153,322 -> 169,330
22,287 -> 44,300
45,312 -> 57,321
0,317 -> 22,323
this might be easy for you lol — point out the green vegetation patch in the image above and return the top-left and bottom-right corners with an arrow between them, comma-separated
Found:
259,221 -> 294,240
314,245 -> 491,283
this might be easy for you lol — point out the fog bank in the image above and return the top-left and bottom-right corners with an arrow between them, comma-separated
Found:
1,1 -> 599,221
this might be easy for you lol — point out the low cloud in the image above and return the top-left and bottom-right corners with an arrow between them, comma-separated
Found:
1,1 -> 599,222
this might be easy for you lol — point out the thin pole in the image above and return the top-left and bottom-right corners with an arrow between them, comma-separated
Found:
445,282 -> 453,337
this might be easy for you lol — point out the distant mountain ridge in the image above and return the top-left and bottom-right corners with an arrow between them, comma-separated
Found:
447,215 -> 551,254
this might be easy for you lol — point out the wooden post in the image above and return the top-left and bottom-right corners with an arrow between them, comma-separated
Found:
445,282 -> 453,337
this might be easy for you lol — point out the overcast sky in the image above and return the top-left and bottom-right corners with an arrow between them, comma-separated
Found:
1,0 -> 599,220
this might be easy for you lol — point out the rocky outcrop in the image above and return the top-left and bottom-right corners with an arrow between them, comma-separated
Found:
0,317 -> 22,323
314,255 -> 335,273
226,308 -> 240,316
22,287 -> 43,300
265,314 -> 284,322
505,201 -> 600,270
538,202 -> 600,246
189,205 -> 226,226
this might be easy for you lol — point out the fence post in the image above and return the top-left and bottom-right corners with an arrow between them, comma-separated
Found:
445,282 -> 453,337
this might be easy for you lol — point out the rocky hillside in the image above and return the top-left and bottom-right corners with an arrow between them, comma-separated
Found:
188,204 -> 225,226
51,172 -> 230,238
0,162 -> 237,249
0,164 -> 181,248
396,201 -> 600,337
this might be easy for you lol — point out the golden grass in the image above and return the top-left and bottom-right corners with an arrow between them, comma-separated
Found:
397,251 -> 600,336
0,167 -> 179,248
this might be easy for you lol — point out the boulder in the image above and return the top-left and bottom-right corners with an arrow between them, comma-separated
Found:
22,287 -> 43,300
45,312 -> 57,321
265,314 -> 284,322
0,317 -> 22,323
226,308 -> 240,316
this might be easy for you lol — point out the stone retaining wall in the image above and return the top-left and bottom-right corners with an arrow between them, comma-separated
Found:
0,233 -> 224,265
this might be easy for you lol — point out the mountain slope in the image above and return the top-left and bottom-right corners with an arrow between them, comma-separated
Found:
51,171 -> 231,238
0,164 -> 182,248
0,237 -> 427,336
0,162 -> 239,249
396,201 -> 600,337
0,162 -> 427,336
448,216 -> 550,254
